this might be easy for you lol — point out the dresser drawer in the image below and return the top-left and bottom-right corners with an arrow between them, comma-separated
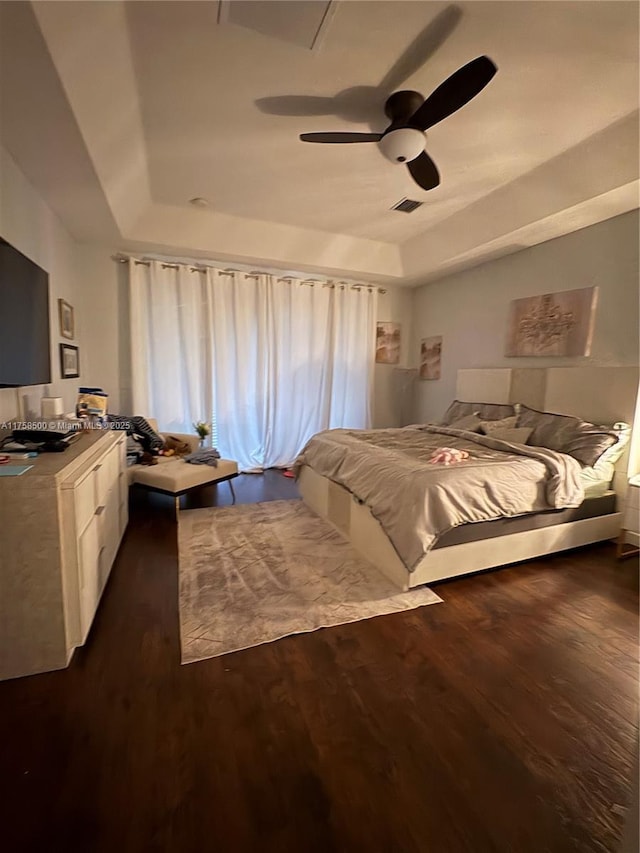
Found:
95,445 -> 120,506
74,469 -> 98,533
103,488 -> 121,572
78,513 -> 101,642
119,499 -> 128,538
119,469 -> 128,508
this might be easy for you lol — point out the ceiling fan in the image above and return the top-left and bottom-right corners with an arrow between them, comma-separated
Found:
299,56 -> 497,191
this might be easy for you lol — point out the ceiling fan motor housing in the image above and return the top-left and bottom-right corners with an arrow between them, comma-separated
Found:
378,127 -> 426,164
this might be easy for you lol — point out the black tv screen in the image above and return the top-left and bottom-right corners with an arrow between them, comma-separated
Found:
0,238 -> 51,388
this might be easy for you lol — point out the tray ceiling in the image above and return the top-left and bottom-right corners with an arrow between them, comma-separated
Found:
1,0 -> 638,283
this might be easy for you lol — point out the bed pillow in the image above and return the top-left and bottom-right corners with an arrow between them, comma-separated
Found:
596,423 -> 631,465
447,413 -> 483,432
479,415 -> 518,435
576,425 -> 631,495
484,426 -> 533,444
516,404 -> 618,466
441,400 -> 515,425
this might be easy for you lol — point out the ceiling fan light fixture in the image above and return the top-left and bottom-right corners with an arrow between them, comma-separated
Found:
378,128 -> 425,164
298,55 -> 496,190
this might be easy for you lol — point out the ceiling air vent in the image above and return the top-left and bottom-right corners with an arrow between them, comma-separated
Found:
391,198 -> 423,213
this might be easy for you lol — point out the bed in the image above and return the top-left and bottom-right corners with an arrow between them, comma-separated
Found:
296,367 -> 639,590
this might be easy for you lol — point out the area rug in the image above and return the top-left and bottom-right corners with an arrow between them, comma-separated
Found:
178,499 -> 441,663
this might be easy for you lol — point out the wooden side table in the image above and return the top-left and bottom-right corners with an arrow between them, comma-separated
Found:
617,476 -> 640,559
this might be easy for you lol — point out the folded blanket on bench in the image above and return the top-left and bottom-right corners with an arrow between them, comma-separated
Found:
185,448 -> 221,467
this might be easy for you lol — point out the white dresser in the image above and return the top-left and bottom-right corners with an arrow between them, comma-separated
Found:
0,430 -> 128,680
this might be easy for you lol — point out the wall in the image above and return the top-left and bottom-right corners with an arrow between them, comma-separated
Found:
74,244 -> 125,412
0,146 -> 122,423
373,285 -> 414,428
411,210 -> 639,423
0,146 -> 83,422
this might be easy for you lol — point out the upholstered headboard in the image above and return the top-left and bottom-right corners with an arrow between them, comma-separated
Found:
456,367 -> 638,425
456,366 -> 640,494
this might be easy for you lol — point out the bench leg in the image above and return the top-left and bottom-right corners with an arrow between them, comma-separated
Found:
175,495 -> 180,520
228,480 -> 236,504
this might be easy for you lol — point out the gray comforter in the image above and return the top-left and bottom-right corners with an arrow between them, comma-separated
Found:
295,426 -> 584,571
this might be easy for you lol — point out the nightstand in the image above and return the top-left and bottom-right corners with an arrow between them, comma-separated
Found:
617,475 -> 640,559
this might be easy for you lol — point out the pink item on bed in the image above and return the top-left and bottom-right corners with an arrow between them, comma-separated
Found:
429,447 -> 470,465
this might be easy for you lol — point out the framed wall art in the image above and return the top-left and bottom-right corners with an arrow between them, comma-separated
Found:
505,287 -> 598,357
58,298 -> 75,340
419,336 -> 442,380
375,322 -> 401,364
59,343 -> 80,379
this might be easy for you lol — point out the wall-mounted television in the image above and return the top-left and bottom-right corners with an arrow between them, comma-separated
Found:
0,237 -> 51,388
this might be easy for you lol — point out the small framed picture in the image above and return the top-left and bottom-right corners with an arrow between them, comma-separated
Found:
375,322 -> 401,364
59,343 -> 80,379
58,298 -> 75,340
419,336 -> 442,380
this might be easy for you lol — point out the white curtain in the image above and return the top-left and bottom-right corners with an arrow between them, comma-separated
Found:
130,260 -> 211,434
130,261 -> 377,471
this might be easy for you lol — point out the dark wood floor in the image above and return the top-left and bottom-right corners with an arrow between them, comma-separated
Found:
1,472 -> 638,853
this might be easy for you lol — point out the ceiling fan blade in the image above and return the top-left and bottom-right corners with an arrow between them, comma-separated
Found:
407,151 -> 440,190
299,132 -> 383,143
255,95 -> 337,117
409,56 -> 497,132
378,4 -> 463,94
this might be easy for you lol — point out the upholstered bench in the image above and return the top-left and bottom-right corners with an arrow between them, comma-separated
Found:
128,419 -> 238,514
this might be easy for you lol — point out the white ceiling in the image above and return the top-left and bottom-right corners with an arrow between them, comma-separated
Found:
1,0 -> 638,284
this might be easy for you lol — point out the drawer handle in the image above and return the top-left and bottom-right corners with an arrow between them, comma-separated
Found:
93,464 -> 102,472
95,505 -> 106,516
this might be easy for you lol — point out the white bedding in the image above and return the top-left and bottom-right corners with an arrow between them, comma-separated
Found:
580,461 -> 616,498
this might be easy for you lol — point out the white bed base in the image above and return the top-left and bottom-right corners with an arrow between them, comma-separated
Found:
299,465 -> 621,590
299,366 -> 638,590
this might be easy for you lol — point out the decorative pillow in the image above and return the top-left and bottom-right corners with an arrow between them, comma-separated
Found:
447,413 -> 483,432
441,400 -> 515,425
516,404 -> 618,466
485,426 -> 533,444
479,415 -> 518,435
578,426 -> 630,492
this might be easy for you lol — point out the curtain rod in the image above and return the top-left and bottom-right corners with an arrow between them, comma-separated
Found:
111,254 -> 387,294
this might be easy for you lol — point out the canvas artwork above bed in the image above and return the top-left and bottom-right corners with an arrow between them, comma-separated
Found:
505,287 -> 598,357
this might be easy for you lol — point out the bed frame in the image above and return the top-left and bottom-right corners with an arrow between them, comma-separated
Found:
299,366 -> 639,590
